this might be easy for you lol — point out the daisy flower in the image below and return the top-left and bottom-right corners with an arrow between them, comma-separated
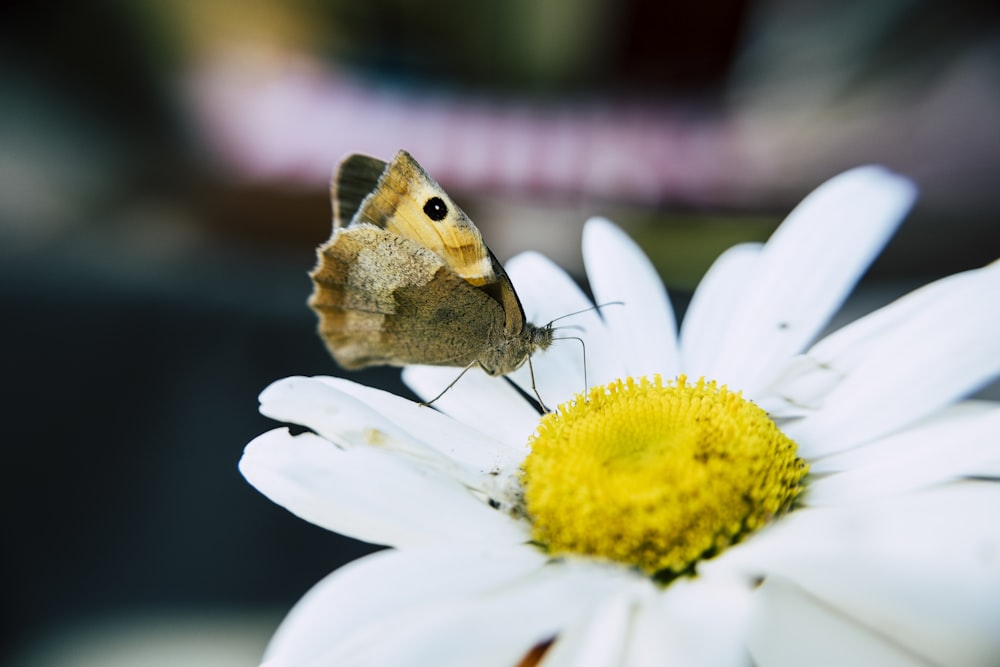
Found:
241,166 -> 1000,666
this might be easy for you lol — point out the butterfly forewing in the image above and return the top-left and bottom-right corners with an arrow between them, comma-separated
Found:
332,154 -> 387,228
339,151 -> 496,286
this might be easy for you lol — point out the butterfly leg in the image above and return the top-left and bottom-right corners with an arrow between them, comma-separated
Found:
418,361 -> 480,407
526,355 -> 550,413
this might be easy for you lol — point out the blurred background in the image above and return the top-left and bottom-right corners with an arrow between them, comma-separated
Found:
3,0 -> 998,664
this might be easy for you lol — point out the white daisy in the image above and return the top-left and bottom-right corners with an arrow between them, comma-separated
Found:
241,166 -> 1000,667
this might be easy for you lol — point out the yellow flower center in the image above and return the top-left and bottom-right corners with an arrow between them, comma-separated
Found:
521,375 -> 807,580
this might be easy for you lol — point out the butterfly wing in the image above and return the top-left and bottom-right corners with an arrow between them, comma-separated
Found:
332,150 -> 530,338
331,153 -> 386,230
334,150 -> 498,287
309,224 -> 508,369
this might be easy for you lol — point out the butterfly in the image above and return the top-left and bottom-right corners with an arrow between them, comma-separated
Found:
308,150 -> 553,402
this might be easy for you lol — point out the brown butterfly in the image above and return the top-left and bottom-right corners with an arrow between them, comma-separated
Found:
308,150 -> 553,403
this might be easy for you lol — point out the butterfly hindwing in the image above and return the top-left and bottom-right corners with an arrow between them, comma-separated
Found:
309,224 -> 506,369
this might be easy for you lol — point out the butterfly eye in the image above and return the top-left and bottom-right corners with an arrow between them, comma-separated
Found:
423,196 -> 449,221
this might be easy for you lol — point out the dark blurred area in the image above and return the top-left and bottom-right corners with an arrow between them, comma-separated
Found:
2,1 -> 998,664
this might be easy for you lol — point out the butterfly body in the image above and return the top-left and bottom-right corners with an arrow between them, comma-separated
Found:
309,150 -> 552,377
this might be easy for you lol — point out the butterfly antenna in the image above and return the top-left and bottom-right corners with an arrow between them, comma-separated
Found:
419,361 -> 479,407
546,301 -> 624,326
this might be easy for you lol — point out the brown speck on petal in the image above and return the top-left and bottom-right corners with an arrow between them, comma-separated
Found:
514,637 -> 555,667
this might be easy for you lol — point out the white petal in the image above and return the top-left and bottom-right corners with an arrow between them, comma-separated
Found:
970,457 -> 1000,477
712,483 -> 1000,666
752,354 -> 834,418
544,575 -> 753,667
763,270 -> 973,416
540,591 -> 636,667
763,265 -> 997,419
582,217 -> 680,379
259,376 -> 511,490
403,365 -> 540,452
240,428 -> 529,547
706,166 -> 917,394
285,558 -> 634,667
264,546 -> 549,666
807,269 -> 981,364
647,575 -> 754,667
751,556 -> 1000,667
748,576 -> 926,667
804,405 -> 1000,505
784,263 -> 1000,457
712,483 -> 1000,577
314,376 -> 524,472
622,597 -> 678,667
259,376 -> 428,454
505,251 -> 620,406
680,242 -> 762,377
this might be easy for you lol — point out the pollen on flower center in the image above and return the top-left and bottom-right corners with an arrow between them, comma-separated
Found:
520,375 -> 807,579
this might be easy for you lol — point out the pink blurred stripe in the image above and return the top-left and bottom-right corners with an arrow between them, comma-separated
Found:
187,56 -> 750,205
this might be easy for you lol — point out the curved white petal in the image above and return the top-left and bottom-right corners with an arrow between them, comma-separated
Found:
582,217 -> 680,380
259,376 -> 517,490
804,405 -> 1000,506
505,251 -> 620,406
542,574 -> 753,667
402,365 -> 541,453
748,576 -> 926,667
680,242 -> 762,378
970,457 -> 1000,477
648,575 -> 754,667
313,376 -> 525,472
264,546 -> 549,666
707,166 -> 917,394
750,558 -> 1000,667
712,483 -> 1000,577
348,563 -> 630,667
761,269 -> 978,416
272,557 -> 635,667
784,263 -> 1000,457
540,591 -> 635,667
240,428 -> 529,547
259,375 -> 409,448
710,483 -> 1000,666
